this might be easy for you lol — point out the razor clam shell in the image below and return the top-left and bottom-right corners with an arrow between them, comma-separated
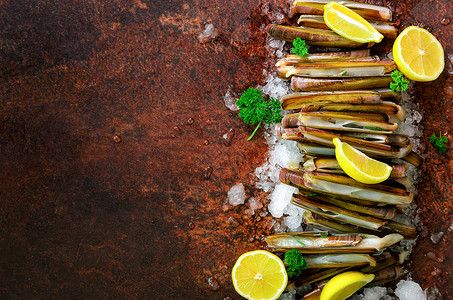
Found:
280,168 -> 374,205
297,126 -> 413,158
281,90 -> 382,110
368,266 -> 403,286
402,151 -> 424,167
303,253 -> 377,268
298,142 -> 336,156
303,211 -> 361,233
292,194 -> 388,230
294,102 -> 405,123
291,76 -> 393,91
285,60 -> 396,78
275,50 -> 371,67
307,172 -> 413,204
265,232 -> 362,252
266,24 -> 374,48
341,133 -> 409,145
382,220 -> 417,237
291,0 -> 393,21
276,124 -> 307,142
299,191 -> 396,219
297,111 -> 398,133
281,113 -> 300,128
265,232 -> 404,253
360,252 -> 398,274
280,169 -> 414,205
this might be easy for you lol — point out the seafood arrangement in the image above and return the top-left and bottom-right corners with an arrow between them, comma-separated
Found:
238,0 -> 431,299
231,0 -> 446,299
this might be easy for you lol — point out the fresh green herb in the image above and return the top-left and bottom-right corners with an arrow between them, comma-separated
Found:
321,235 -> 328,238
430,131 -> 448,153
390,70 -> 410,92
307,193 -> 318,197
341,71 -> 347,76
365,126 -> 387,132
292,38 -> 309,57
285,249 -> 308,278
236,88 -> 283,140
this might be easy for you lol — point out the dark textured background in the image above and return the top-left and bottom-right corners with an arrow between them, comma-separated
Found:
0,0 -> 451,299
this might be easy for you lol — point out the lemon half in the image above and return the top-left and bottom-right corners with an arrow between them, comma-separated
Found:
232,250 -> 288,300
393,26 -> 444,81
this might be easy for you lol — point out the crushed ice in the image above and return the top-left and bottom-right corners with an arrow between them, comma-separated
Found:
223,87 -> 239,111
197,23 -> 218,43
395,280 -> 427,300
227,183 -> 246,206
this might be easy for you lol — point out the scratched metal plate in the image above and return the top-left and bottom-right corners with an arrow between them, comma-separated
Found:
0,0 -> 451,298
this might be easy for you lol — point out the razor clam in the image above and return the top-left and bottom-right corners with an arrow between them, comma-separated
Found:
297,111 -> 398,134
298,142 -> 336,156
292,194 -> 388,230
291,0 -> 393,22
266,24 -> 375,48
303,157 -> 407,178
368,266 -> 403,286
360,252 -> 398,274
275,124 -> 307,142
382,220 -> 417,237
265,232 -> 404,253
297,15 -> 397,39
280,169 -> 413,205
283,61 -> 397,78
281,113 -> 300,128
301,253 -> 377,268
299,191 -> 396,219
277,56 -> 381,78
402,151 -> 424,167
303,211 -> 362,233
275,50 -> 371,67
341,133 -> 409,145
294,126 -> 413,158
291,76 -> 394,91
281,90 -> 383,110
293,102 -> 406,123
280,117 -> 409,145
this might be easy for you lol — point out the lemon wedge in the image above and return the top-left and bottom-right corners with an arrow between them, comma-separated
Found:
323,2 -> 384,43
333,138 -> 392,184
232,250 -> 288,300
320,271 -> 375,300
393,26 -> 444,81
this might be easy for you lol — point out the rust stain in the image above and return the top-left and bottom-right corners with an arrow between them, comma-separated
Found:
158,12 -> 205,34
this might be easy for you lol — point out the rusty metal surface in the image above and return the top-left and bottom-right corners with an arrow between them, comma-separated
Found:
0,0 -> 451,299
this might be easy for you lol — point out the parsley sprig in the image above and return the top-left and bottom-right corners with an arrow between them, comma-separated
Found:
236,88 -> 283,141
430,131 -> 448,153
292,38 -> 309,57
390,70 -> 410,92
285,249 -> 308,278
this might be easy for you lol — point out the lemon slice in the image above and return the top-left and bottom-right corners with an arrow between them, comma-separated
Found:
320,271 -> 375,300
232,250 -> 288,300
333,138 -> 392,184
323,2 -> 384,43
393,26 -> 444,81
